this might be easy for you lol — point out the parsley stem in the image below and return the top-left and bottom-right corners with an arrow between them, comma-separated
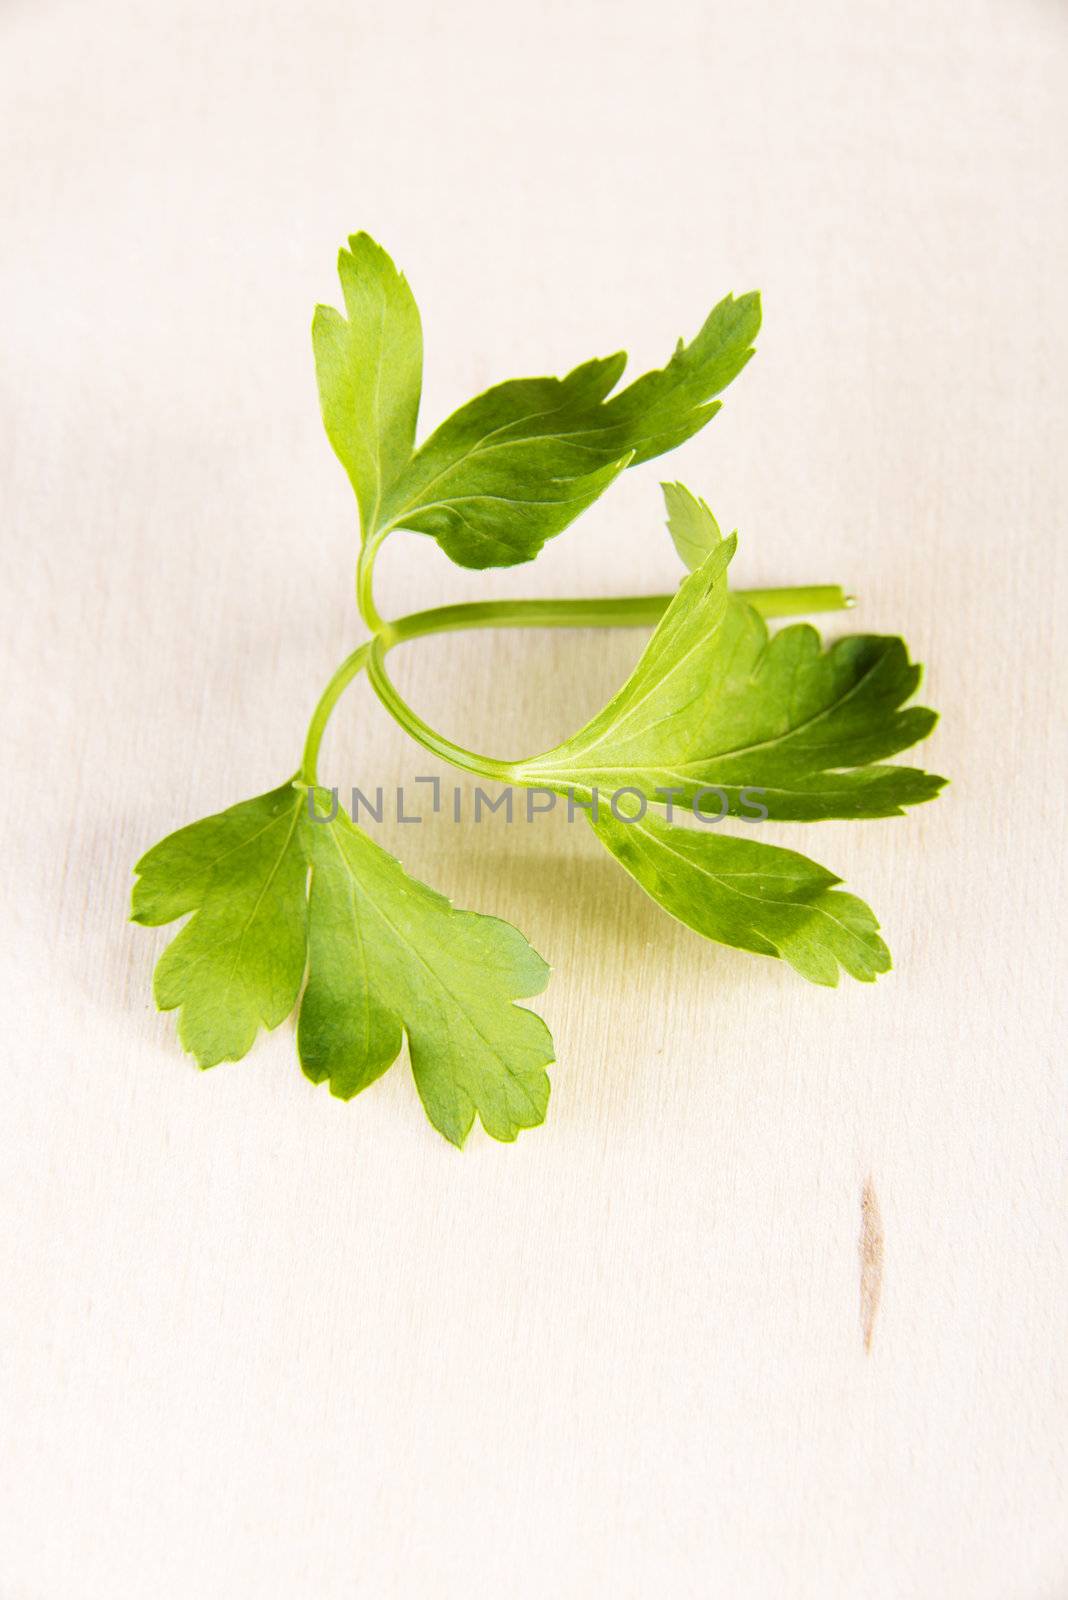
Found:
302,585 -> 854,784
734,585 -> 855,618
300,642 -> 371,786
356,535 -> 386,633
366,636 -> 517,781
379,585 -> 852,648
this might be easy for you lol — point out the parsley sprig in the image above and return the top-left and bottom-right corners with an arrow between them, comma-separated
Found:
132,233 -> 945,1146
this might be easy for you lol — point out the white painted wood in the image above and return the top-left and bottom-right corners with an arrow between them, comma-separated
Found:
2,1 -> 1065,1594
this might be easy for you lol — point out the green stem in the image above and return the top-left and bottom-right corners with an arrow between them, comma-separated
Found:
367,637 -> 516,781
301,584 -> 855,785
355,535 -> 386,633
300,642 -> 371,786
732,584 -> 854,618
380,585 -> 852,649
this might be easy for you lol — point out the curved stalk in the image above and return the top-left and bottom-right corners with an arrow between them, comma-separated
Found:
366,637 -> 516,781
302,584 -> 856,785
355,535 -> 386,633
300,642 -> 371,785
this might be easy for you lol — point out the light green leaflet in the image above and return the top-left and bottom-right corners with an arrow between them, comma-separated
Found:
313,236 -> 760,568
133,784 -> 553,1146
132,783 -> 308,1067
515,490 -> 945,821
593,810 -> 890,985
299,792 -> 551,1146
312,233 -> 423,538
663,480 -> 724,570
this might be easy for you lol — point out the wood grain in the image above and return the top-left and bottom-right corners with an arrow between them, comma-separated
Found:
860,1177 -> 885,1354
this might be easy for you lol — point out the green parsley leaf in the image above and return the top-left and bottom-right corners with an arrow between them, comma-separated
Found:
132,784 -> 553,1146
515,496 -> 945,821
131,783 -> 308,1066
373,291 -> 760,568
313,232 -> 760,569
300,793 -> 552,1146
374,355 -> 635,568
662,479 -> 724,570
593,809 -> 890,985
312,232 -> 423,537
595,292 -> 760,466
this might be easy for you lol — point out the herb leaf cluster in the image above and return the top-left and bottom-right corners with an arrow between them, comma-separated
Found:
133,234 -> 944,1145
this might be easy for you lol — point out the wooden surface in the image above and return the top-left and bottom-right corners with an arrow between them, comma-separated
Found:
2,1 -> 1066,1595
